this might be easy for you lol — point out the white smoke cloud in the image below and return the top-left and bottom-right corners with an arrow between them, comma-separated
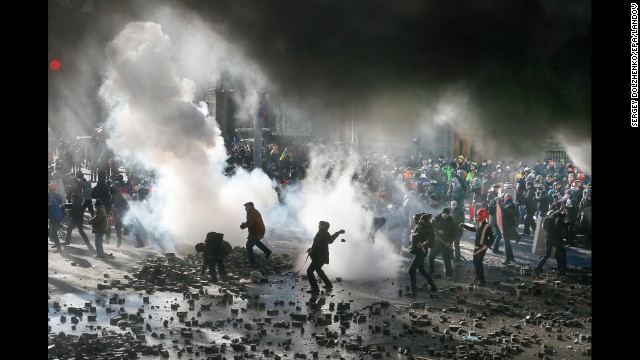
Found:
278,144 -> 404,281
100,21 -> 277,251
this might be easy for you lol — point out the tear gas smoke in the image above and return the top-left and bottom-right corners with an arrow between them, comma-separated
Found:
100,21 -> 278,252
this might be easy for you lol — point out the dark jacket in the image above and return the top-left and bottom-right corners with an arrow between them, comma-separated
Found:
242,207 -> 266,240
310,229 -> 341,264
461,220 -> 494,249
433,213 -> 456,244
451,205 -> 466,237
502,200 -> 519,230
535,190 -> 549,213
62,198 -> 85,220
409,221 -> 434,254
201,233 -> 231,272
543,211 -> 568,244
524,188 -> 537,212
88,205 -> 108,234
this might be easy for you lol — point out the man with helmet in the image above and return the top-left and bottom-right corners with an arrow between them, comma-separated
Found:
460,208 -> 494,286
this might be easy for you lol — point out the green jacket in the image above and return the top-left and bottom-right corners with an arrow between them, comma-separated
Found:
89,205 -> 108,234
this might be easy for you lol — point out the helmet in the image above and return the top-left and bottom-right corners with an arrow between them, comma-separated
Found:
475,208 -> 488,222
48,183 -> 57,191
75,170 -> 84,179
577,173 -> 586,181
430,179 -> 437,185
109,184 -> 119,195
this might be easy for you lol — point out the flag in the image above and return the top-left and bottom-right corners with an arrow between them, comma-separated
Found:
496,201 -> 504,235
469,203 -> 475,222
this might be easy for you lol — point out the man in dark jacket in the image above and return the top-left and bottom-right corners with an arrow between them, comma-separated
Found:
450,201 -> 466,263
501,193 -> 521,264
522,182 -> 537,235
428,208 -> 457,278
195,232 -> 231,283
460,208 -> 494,286
407,213 -> 438,296
533,208 -> 568,276
62,193 -> 93,249
305,221 -> 345,294
487,184 -> 503,253
48,184 -> 64,252
240,202 -> 272,266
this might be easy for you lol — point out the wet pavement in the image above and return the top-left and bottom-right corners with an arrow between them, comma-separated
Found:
48,221 -> 592,359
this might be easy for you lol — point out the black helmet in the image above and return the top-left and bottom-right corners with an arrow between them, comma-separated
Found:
109,184 -> 118,195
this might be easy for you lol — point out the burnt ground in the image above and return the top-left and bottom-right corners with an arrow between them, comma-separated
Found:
48,223 -> 592,360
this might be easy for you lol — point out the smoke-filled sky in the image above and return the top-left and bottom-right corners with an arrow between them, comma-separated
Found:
49,0 -> 591,278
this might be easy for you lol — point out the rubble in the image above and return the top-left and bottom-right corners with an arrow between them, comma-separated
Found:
49,244 -> 592,359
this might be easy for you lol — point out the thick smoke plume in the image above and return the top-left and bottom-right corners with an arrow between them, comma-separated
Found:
100,21 -> 278,251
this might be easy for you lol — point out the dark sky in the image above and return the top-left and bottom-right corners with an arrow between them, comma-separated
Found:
49,0 -> 591,158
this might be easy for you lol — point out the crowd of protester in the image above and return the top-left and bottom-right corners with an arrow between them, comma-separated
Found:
49,130 -> 591,278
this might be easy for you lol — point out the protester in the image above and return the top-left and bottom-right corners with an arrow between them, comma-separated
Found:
195,232 -> 232,283
534,207 -> 568,276
305,221 -> 345,294
407,213 -> 438,296
48,185 -> 64,252
450,201 -> 465,263
500,193 -> 521,264
240,202 -> 272,266
428,207 -> 457,278
460,208 -> 494,286
62,193 -> 93,249
88,199 -> 108,258
77,170 -> 95,217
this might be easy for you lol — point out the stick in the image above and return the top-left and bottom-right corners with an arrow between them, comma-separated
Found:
294,254 -> 309,275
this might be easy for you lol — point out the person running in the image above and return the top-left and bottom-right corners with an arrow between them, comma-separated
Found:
305,221 -> 345,294
62,193 -> 93,250
240,202 -> 272,266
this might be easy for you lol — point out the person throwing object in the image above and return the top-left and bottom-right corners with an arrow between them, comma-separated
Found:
305,221 -> 345,294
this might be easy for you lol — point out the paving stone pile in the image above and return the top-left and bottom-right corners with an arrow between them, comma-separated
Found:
48,249 -> 592,359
